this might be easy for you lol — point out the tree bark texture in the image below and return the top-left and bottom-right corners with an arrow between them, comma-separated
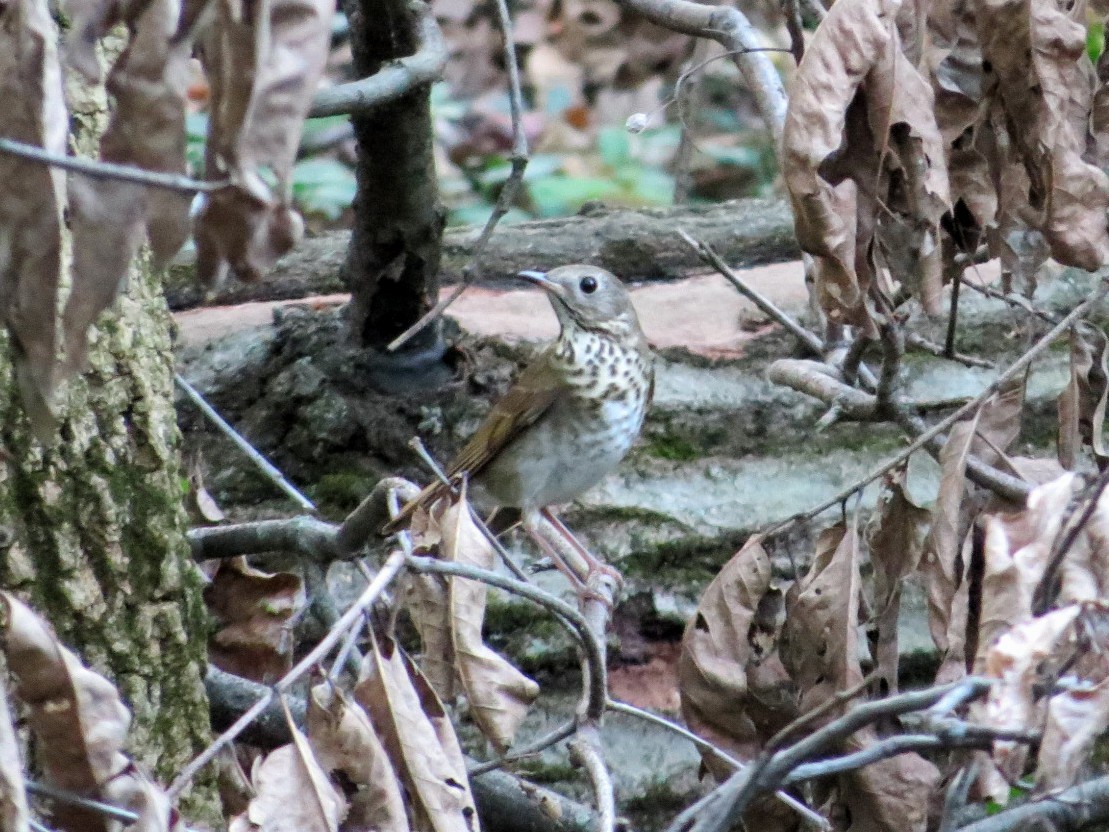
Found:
344,0 -> 446,350
0,46 -> 217,820
165,196 -> 799,310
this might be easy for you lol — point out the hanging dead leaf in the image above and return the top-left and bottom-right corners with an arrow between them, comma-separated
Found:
406,571 -> 456,702
354,634 -> 475,832
230,703 -> 347,832
783,0 -> 950,331
0,0 -> 67,437
0,683 -> 28,832
194,0 -> 333,286
204,558 -> 307,683
0,592 -> 170,832
440,490 -> 538,752
1035,675 -> 1109,793
1064,486 -> 1109,603
976,0 -> 1109,270
781,519 -> 864,715
187,459 -> 226,524
976,474 -> 1076,666
921,405 -> 983,674
868,463 -> 932,693
1057,323 -> 1109,471
306,681 -> 408,832
679,536 -> 776,776
979,604 -> 1081,797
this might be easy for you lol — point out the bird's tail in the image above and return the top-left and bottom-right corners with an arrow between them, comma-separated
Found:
380,478 -> 450,535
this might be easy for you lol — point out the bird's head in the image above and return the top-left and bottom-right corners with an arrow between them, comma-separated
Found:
518,265 -> 641,339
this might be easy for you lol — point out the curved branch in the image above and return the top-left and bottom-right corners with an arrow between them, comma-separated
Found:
308,1 -> 448,118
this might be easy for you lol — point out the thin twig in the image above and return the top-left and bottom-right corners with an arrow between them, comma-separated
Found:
308,1 -> 448,118
961,276 -> 1058,325
387,0 -> 529,352
768,280 -> 1109,532
27,781 -> 140,825
468,721 -> 578,776
906,332 -> 994,369
765,671 -> 879,752
606,700 -> 828,828
954,772 -> 1109,832
946,270 -> 962,358
175,374 -> 317,513
167,549 -> 407,798
0,137 -> 224,193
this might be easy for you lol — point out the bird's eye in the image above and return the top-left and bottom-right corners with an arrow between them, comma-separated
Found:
580,276 -> 598,294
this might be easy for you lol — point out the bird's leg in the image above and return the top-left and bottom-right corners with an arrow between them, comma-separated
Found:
521,508 -> 622,608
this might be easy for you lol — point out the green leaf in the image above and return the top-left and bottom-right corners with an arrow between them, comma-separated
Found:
528,176 -> 622,217
1089,21 -> 1104,62
292,158 -> 357,220
598,127 -> 631,169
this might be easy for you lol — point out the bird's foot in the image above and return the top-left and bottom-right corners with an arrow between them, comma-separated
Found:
527,508 -> 623,610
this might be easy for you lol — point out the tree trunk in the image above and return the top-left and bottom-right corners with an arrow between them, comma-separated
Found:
0,44 -> 217,821
344,0 -> 446,353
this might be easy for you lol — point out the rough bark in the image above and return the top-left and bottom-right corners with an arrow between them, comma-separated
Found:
0,41 -> 217,820
343,0 -> 446,351
164,197 -> 799,310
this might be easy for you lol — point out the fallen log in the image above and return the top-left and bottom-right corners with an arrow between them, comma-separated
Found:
165,196 -> 798,310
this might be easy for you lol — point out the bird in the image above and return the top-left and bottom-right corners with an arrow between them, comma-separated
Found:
385,264 -> 654,595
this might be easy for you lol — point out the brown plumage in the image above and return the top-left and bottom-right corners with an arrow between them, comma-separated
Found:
385,264 -> 653,534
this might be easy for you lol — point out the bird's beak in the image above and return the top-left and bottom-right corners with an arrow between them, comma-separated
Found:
518,270 -> 567,298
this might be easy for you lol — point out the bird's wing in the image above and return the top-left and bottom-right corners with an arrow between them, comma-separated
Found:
382,353 -> 561,533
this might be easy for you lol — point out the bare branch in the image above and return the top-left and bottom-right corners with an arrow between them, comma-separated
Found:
308,1 -> 447,118
167,549 -> 407,797
176,374 -> 317,512
604,0 -> 787,144
905,332 -> 994,369
187,515 -> 339,562
468,721 -> 577,776
0,137 -> 222,193
954,774 -> 1109,832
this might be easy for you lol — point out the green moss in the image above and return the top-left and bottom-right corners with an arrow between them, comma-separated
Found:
312,470 -> 380,515
644,431 -> 701,461
623,778 -> 693,825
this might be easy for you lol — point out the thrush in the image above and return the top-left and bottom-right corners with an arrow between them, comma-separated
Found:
387,264 -> 654,593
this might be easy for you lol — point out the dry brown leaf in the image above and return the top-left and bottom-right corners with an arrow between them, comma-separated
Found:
976,474 -> 1077,665
0,0 -> 67,435
0,683 -> 28,832
922,406 -> 983,672
1035,675 -> 1109,793
1065,486 -> 1109,603
440,492 -> 538,752
402,652 -> 479,830
840,737 -> 940,832
187,459 -> 226,524
406,571 -> 455,703
307,682 -> 408,832
0,593 -> 166,832
204,558 -> 306,684
1057,323 -> 1109,471
868,464 -> 931,693
783,0 -> 949,330
194,0 -> 333,286
782,519 -> 864,715
231,707 -> 347,832
355,634 -> 475,832
976,0 -> 1109,270
679,536 -> 775,775
103,764 -> 181,832
980,604 -> 1081,797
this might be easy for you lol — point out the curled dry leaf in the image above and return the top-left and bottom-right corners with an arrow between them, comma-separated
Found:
204,558 -> 307,684
440,491 -> 538,752
1064,486 -> 1109,603
406,503 -> 456,702
1035,675 -> 1109,793
355,634 -> 476,832
980,604 -> 1081,797
839,738 -> 940,832
194,0 -> 334,286
783,0 -> 949,332
230,706 -> 347,832
0,592 -> 168,832
976,0 -> 1109,269
679,536 -> 777,776
781,519 -> 864,715
0,683 -> 28,832
867,463 -> 931,693
0,0 -> 67,436
1057,323 -> 1109,471
976,473 -> 1077,664
307,681 -> 409,832
921,406 -> 983,676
